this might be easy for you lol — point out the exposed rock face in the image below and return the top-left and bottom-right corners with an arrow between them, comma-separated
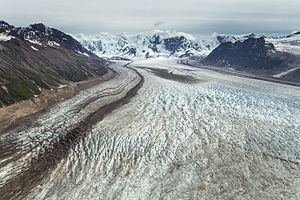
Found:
3,23 -> 90,55
126,47 -> 137,56
201,37 -> 300,83
287,31 -> 300,38
216,35 -> 237,44
149,34 -> 162,45
0,21 -> 14,33
117,36 -> 127,48
0,21 -> 109,107
163,36 -> 191,54
203,37 -> 282,69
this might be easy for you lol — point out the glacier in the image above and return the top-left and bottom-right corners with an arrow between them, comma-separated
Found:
20,58 -> 300,200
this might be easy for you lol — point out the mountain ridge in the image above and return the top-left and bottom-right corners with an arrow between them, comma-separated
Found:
0,21 -> 109,107
201,37 -> 300,83
73,30 -> 217,60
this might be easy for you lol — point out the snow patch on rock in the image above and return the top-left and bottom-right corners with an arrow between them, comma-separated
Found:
76,50 -> 90,57
0,33 -> 15,42
273,66 -> 300,78
31,46 -> 38,51
47,40 -> 60,47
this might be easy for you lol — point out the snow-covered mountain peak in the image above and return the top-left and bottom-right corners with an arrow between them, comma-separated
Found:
0,20 -> 91,56
73,30 -> 217,60
0,21 -> 13,29
212,32 -> 266,44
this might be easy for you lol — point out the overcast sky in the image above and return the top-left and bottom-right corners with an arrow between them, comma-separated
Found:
1,0 -> 299,35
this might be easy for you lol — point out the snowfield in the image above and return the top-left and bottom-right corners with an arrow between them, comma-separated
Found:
21,58 -> 300,199
267,34 -> 300,55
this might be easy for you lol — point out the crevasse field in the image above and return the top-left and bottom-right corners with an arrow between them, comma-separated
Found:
3,58 -> 300,199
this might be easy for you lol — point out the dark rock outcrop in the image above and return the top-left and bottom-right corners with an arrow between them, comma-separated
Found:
150,34 -> 162,45
202,37 -> 283,69
163,36 -> 189,54
201,37 -> 300,83
126,48 -> 137,56
287,31 -> 300,38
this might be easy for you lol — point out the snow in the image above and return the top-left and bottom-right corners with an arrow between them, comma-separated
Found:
74,30 -> 300,61
0,65 -> 141,192
25,38 -> 43,46
273,66 -> 300,78
47,40 -> 60,47
58,84 -> 67,89
31,46 -> 38,51
212,32 -> 265,43
76,50 -> 90,57
2,28 -> 300,198
133,56 -> 178,66
73,30 -> 218,60
266,34 -> 300,55
0,33 -> 15,41
19,58 -> 300,199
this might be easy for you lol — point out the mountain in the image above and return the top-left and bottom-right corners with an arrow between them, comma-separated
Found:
75,29 -> 300,82
266,31 -> 300,55
73,30 -> 218,60
286,31 -> 300,38
0,21 -> 109,107
202,37 -> 280,68
75,30 -> 300,60
201,37 -> 300,83
215,33 -> 265,44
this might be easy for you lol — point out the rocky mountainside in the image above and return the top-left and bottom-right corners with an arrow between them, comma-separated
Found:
73,31 -> 217,60
0,21 -> 109,107
201,37 -> 300,83
202,37 -> 280,68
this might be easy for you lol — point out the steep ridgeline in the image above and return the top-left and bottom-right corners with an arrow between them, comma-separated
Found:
201,37 -> 300,83
0,21 -> 109,107
74,31 -> 217,60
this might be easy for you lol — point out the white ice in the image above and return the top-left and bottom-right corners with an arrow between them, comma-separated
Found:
26,58 -> 300,200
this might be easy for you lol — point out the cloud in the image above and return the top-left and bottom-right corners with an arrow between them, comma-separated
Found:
154,21 -> 165,28
0,0 -> 299,34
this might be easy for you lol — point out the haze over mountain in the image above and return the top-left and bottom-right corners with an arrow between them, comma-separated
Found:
1,0 -> 300,34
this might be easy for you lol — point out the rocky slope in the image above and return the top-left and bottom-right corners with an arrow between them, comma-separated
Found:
0,21 -> 109,107
201,37 -> 300,83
